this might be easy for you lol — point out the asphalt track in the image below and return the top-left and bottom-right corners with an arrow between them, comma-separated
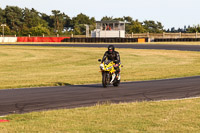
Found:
2,43 -> 200,51
0,43 -> 200,115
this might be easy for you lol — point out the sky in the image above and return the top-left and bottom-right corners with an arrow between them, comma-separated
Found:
0,0 -> 199,29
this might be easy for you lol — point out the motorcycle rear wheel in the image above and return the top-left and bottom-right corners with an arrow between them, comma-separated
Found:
113,80 -> 120,87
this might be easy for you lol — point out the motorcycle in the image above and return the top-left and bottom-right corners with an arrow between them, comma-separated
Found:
98,59 -> 122,87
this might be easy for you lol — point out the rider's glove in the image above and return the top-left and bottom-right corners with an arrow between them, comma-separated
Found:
114,64 -> 119,67
100,63 -> 104,70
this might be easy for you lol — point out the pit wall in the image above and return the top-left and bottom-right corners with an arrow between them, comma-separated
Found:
0,37 -> 17,42
17,37 -> 70,42
0,37 -> 70,43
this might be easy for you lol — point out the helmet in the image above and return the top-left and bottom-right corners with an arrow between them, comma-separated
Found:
108,45 -> 115,54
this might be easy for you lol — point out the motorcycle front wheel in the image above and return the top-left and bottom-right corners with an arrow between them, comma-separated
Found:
102,71 -> 110,88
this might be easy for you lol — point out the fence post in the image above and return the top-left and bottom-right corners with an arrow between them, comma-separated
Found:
179,32 -> 181,38
163,32 -> 165,38
147,32 -> 149,38
132,32 -> 133,38
147,32 -> 151,42
196,32 -> 198,38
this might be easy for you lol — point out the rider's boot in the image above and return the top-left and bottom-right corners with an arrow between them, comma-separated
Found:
115,70 -> 120,81
118,72 -> 121,80
110,73 -> 116,83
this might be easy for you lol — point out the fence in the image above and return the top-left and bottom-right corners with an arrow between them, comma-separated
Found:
126,32 -> 200,39
2,32 -> 200,39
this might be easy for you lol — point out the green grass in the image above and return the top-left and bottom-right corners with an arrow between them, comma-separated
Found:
1,98 -> 200,132
1,45 -> 200,89
1,45 -> 200,132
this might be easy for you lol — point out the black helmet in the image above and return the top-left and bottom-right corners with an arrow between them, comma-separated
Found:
108,45 -> 115,54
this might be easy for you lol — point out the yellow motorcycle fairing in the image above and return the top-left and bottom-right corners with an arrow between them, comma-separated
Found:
100,61 -> 121,74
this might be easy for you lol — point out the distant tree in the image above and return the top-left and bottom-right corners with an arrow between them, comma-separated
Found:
0,8 -> 6,24
89,17 -> 96,31
63,14 -> 72,29
72,13 -> 91,25
21,8 -> 48,35
4,6 -> 23,34
41,13 -> 54,29
2,5 -> 193,36
0,24 -> 11,35
51,10 -> 68,34
126,20 -> 146,33
170,27 -> 175,32
20,25 -> 31,36
30,24 -> 50,36
123,16 -> 133,22
73,25 -> 86,35
71,13 -> 96,35
113,17 -> 124,21
186,25 -> 200,33
101,16 -> 113,21
143,20 -> 164,33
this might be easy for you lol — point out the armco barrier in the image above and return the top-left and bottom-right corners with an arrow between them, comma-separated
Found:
17,37 -> 70,42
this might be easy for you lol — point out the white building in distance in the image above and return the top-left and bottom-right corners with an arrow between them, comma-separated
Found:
91,20 -> 130,38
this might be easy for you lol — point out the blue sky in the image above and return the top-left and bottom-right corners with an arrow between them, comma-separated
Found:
0,0 -> 199,29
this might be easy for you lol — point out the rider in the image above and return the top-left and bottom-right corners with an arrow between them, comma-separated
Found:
101,45 -> 121,80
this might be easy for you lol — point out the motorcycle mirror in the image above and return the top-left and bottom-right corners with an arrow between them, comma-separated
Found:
98,59 -> 101,62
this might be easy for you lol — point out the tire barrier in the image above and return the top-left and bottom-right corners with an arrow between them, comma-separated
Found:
61,37 -> 147,43
154,38 -> 200,42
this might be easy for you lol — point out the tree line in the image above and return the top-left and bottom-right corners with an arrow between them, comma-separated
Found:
0,6 -> 199,36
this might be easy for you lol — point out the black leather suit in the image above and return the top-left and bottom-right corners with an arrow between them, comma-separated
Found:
101,51 -> 120,72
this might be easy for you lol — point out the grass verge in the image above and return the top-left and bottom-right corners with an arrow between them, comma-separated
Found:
0,45 -> 200,89
0,98 -> 200,132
